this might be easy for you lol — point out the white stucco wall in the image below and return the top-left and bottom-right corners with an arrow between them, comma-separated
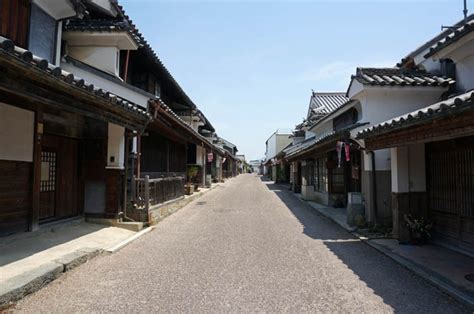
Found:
358,88 -> 445,127
60,62 -> 150,109
275,134 -> 292,156
428,32 -> 474,93
0,103 -> 34,162
107,123 -> 125,169
391,144 -> 426,193
456,53 -> 474,92
308,119 -> 333,140
196,145 -> 205,165
68,46 -> 120,77
265,134 -> 277,160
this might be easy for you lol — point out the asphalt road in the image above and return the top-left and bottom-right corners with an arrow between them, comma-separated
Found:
13,174 -> 467,312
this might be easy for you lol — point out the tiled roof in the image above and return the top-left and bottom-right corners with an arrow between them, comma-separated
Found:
0,36 -> 150,121
63,18 -> 141,47
285,123 -> 366,159
353,67 -> 454,87
310,92 -> 349,115
113,2 -> 198,110
304,92 -> 349,128
153,97 -> 220,151
357,91 -> 474,138
425,20 -> 474,58
64,19 -> 130,32
397,14 -> 474,67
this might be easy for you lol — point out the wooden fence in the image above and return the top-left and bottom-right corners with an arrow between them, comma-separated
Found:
132,175 -> 185,212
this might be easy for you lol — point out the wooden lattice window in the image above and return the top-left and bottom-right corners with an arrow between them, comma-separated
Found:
40,151 -> 56,192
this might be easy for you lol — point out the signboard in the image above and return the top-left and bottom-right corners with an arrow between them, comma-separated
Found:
207,153 -> 214,162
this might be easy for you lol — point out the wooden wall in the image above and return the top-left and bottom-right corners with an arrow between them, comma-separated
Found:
0,0 -> 30,48
0,160 -> 32,236
141,131 -> 186,174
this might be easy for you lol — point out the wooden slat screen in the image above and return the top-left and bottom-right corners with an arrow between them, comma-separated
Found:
0,0 -> 30,48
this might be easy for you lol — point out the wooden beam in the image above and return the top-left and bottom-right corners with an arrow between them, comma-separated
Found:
0,61 -> 148,131
30,109 -> 42,231
365,110 -> 474,150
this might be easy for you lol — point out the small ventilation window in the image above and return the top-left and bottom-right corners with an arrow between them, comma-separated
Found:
440,59 -> 456,80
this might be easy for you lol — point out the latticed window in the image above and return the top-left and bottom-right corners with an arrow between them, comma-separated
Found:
314,156 -> 327,192
40,151 -> 56,192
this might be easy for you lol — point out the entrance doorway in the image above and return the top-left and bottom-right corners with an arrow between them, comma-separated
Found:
39,134 -> 79,222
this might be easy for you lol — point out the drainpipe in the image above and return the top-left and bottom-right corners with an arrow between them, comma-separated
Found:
371,151 -> 378,227
123,50 -> 130,83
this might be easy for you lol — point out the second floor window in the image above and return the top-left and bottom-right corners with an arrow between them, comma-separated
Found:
0,0 -> 30,48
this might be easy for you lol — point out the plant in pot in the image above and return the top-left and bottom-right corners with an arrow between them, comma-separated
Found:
186,166 -> 199,194
404,214 -> 433,245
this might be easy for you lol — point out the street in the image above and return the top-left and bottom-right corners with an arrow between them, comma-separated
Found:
13,174 -> 467,312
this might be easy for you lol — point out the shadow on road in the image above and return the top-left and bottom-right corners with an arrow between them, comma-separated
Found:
259,177 -> 468,313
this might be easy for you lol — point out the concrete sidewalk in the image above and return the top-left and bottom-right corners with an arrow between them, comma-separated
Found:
0,219 -> 151,309
285,184 -> 474,309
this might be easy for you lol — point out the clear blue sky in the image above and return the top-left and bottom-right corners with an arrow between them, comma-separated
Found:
121,0 -> 471,160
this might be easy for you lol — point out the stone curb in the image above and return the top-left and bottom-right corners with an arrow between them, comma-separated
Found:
0,247 -> 102,310
281,184 -> 474,311
105,227 -> 154,254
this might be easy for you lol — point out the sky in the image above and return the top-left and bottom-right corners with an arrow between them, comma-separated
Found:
120,0 -> 472,161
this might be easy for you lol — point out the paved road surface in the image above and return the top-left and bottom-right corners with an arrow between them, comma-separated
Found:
14,174 -> 467,312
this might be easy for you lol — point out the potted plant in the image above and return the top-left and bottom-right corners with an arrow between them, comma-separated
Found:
187,165 -> 199,193
404,214 -> 433,245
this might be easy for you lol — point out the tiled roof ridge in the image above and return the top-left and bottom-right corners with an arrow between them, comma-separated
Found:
113,1 -> 198,110
312,91 -> 346,95
0,36 -> 150,120
425,20 -> 474,58
352,67 -> 455,87
153,97 -> 223,153
398,14 -> 474,67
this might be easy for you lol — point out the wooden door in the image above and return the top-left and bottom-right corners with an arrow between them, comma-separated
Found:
40,135 -> 79,222
427,137 -> 474,250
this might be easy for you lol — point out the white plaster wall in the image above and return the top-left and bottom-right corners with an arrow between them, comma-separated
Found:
196,145 -> 205,165
107,123 -> 125,169
68,46 -> 119,77
90,0 -> 116,16
391,147 -> 409,193
456,54 -> 474,92
60,62 -> 149,109
418,55 -> 441,73
361,88 -> 445,126
265,134 -> 277,160
275,134 -> 292,156
309,119 -> 333,139
391,144 -> 426,193
0,103 -> 34,162
305,130 -> 315,140
32,0 -> 75,19
362,148 -> 391,172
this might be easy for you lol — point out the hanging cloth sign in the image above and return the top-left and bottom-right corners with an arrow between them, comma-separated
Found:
336,141 -> 343,168
207,153 -> 214,162
345,142 -> 351,162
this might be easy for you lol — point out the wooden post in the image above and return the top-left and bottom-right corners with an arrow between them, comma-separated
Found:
123,50 -> 130,83
144,175 -> 150,214
30,109 -> 43,231
123,132 -> 130,217
131,175 -> 136,204
136,135 -> 141,178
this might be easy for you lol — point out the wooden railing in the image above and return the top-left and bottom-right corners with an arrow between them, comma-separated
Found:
132,175 -> 185,212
